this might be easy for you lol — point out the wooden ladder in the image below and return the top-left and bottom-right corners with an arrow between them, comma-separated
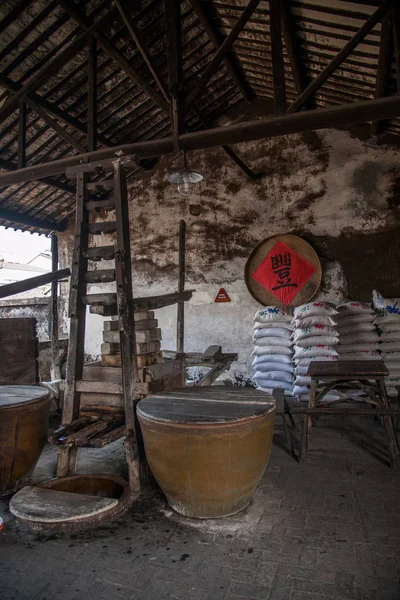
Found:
59,157 -> 145,491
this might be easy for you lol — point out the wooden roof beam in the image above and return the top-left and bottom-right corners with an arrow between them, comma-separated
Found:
393,3 -> 400,92
280,0 -> 308,97
2,94 -> 400,187
287,0 -> 393,114
184,0 -> 261,114
115,0 -> 169,104
0,157 -> 76,196
0,28 -> 91,124
87,35 -> 97,152
0,73 -> 111,149
166,0 -> 185,138
57,0 -> 169,113
371,12 -> 393,135
269,0 -> 286,115
189,0 -> 255,102
0,206 -> 66,232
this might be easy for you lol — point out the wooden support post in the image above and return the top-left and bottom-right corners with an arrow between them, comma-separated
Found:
17,100 -> 26,169
269,0 -> 286,114
113,159 -> 147,492
177,220 -> 186,387
371,12 -> 393,135
87,34 -> 97,152
50,235 -> 61,380
280,0 -> 307,97
63,172 -> 88,425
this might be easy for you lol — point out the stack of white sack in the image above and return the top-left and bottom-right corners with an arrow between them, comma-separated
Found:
373,290 -> 400,392
252,306 -> 294,396
292,301 -> 339,401
336,301 -> 379,360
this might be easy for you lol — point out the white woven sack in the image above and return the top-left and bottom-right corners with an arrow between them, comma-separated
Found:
254,322 -> 293,331
295,366 -> 310,376
380,332 -> 400,343
254,380 -> 293,393
254,362 -> 294,373
292,315 -> 338,328
380,342 -> 400,353
254,306 -> 293,323
338,314 -> 374,325
253,329 -> 292,341
339,352 -> 380,360
337,343 -> 379,353
387,370 -> 400,380
337,323 -> 376,335
296,335 -> 339,348
293,385 -> 310,397
292,325 -> 338,342
252,354 -> 293,366
340,332 -> 379,344
254,370 -> 293,383
374,315 -> 400,326
294,302 -> 338,319
252,345 -> 293,356
295,375 -> 312,386
253,337 -> 292,347
294,345 -> 338,359
337,301 -> 373,315
295,356 -> 338,366
372,290 -> 400,314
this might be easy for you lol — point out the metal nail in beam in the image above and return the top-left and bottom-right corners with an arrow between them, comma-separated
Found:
2,94 -> 400,186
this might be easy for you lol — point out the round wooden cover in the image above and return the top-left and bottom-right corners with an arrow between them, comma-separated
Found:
137,386 -> 275,424
0,385 -> 50,409
245,234 -> 322,307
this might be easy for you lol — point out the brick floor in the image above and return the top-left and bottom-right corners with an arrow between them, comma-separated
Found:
1,414 -> 400,600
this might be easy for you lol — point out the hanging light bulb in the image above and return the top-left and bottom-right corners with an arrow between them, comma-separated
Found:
168,152 -> 203,197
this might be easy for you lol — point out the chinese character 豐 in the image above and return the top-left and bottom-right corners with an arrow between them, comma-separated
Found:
271,252 -> 298,290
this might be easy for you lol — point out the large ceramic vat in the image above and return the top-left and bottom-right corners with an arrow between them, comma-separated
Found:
0,386 -> 51,496
137,386 -> 275,518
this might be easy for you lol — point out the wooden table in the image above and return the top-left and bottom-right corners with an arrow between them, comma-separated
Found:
299,361 -> 398,466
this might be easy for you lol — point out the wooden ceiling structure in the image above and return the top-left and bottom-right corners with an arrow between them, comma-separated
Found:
0,0 -> 400,234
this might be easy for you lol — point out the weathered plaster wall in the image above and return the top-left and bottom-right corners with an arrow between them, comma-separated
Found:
58,127 -> 400,382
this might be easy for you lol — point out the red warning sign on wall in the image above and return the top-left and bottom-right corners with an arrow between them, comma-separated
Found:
215,288 -> 231,303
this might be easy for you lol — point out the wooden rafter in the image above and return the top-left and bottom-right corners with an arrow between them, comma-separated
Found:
17,100 -> 26,169
189,0 -> 255,102
166,0 -> 185,138
3,94 -> 400,186
0,206 -> 65,232
184,0 -> 261,113
57,0 -> 169,113
371,12 -> 393,135
0,73 -> 110,149
287,0 -> 393,114
0,157 -> 76,196
269,0 -> 286,115
0,28 -> 91,124
280,0 -> 307,97
115,0 -> 169,104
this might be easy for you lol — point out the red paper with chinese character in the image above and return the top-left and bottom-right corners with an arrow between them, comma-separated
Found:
251,241 -> 316,305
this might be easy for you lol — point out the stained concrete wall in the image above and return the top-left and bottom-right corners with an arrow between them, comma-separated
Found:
58,126 -> 400,382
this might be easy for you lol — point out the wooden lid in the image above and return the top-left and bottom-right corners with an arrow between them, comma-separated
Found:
245,233 -> 322,307
137,386 -> 275,424
0,385 -> 50,408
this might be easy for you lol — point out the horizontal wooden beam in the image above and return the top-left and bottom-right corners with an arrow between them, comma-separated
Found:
0,157 -> 77,195
1,94 -> 400,186
0,207 -> 66,231
0,268 -> 71,299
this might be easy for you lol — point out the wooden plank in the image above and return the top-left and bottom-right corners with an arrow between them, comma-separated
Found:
83,364 -> 122,383
49,417 -> 97,444
280,0 -> 307,97
203,345 -> 223,360
0,268 -> 70,299
86,197 -> 115,211
83,293 -> 117,305
371,12 -> 393,135
101,352 -> 163,368
17,100 -> 26,169
87,34 -> 97,152
287,0 -> 393,114
176,220 -> 186,359
101,340 -> 161,355
76,381 -> 123,394
132,290 -> 193,310
0,360 -> 37,385
0,317 -> 36,336
63,172 -> 88,425
90,304 -> 118,316
166,0 -> 184,138
88,222 -> 117,235
269,0 -> 286,114
103,328 -> 161,344
393,2 -> 400,92
184,0 -> 262,112
307,360 -> 389,378
104,318 -> 157,331
83,246 -> 115,261
86,179 -> 114,192
189,0 -> 254,102
84,269 -> 116,284
144,359 -> 182,382
134,311 -> 154,321
86,424 -> 125,448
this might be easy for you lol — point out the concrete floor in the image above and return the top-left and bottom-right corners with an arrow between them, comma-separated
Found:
1,414 -> 400,600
